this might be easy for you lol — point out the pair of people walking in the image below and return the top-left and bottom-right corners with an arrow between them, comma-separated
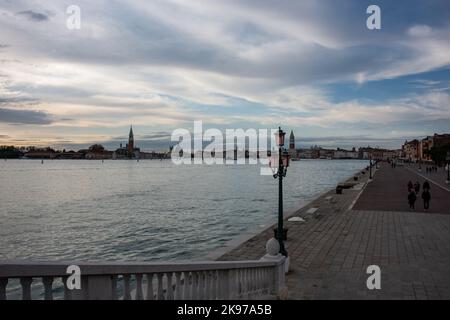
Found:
407,180 -> 431,210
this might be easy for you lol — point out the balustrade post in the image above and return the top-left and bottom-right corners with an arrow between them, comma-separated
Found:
123,274 -> 131,300
212,271 -> 218,300
175,272 -> 182,300
20,277 -> 32,300
166,273 -> 174,300
62,276 -> 72,300
135,274 -> 144,300
157,273 -> 164,300
146,274 -> 154,300
183,272 -> 191,300
0,278 -> 8,300
42,277 -> 54,300
198,272 -> 205,300
111,275 -> 118,300
228,269 -> 237,300
190,272 -> 198,299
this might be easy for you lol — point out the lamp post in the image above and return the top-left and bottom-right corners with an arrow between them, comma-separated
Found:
369,154 -> 372,180
273,127 -> 289,257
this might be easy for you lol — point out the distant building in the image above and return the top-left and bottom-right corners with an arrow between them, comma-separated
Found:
420,136 -> 434,161
113,126 -> 141,159
318,148 -> 334,159
358,147 -> 400,161
57,151 -> 84,159
334,147 -> 359,159
402,133 -> 450,162
402,139 -> 420,161
297,148 -> 315,159
432,133 -> 450,148
24,147 -> 57,159
297,145 -> 320,159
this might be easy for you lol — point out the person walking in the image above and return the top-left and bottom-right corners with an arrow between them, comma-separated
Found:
407,180 -> 414,192
422,189 -> 431,210
408,190 -> 417,210
423,180 -> 430,192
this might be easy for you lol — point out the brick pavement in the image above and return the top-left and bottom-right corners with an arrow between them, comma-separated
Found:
218,163 -> 450,299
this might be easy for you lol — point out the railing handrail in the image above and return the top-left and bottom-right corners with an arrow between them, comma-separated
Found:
0,260 -> 281,278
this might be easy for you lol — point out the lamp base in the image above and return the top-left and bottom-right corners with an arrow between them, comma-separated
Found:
273,228 -> 288,241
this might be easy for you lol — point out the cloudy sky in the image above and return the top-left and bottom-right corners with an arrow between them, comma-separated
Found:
1,0 -> 450,150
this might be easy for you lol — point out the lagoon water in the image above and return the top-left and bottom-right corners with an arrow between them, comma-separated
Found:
0,159 -> 366,262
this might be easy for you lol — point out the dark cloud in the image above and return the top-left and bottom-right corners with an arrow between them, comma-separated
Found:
0,96 -> 37,105
112,132 -> 171,141
139,132 -> 172,140
16,10 -> 49,22
0,108 -> 53,125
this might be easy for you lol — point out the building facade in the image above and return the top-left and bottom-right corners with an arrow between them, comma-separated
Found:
402,139 -> 420,161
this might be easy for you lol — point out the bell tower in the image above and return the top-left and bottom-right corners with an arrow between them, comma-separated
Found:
289,130 -> 295,150
128,126 -> 134,152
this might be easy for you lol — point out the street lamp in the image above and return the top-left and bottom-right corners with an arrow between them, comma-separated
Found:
272,127 -> 289,257
369,154 -> 373,180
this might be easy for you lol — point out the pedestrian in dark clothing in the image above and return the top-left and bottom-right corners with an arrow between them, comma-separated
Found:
422,190 -> 431,210
407,180 -> 414,192
408,191 -> 417,210
423,181 -> 430,191
414,181 -> 420,194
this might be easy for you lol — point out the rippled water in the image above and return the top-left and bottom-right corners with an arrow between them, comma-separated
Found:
0,159 -> 366,262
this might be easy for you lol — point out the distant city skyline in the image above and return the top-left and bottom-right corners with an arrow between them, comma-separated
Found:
1,1 -> 450,149
2,126 -> 448,151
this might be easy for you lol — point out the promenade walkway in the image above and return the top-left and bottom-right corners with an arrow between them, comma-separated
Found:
218,163 -> 450,299
353,163 -> 450,213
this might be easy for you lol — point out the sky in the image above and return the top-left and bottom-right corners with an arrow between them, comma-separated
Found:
0,0 -> 450,150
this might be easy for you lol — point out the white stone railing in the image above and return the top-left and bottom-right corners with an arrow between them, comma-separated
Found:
0,259 -> 286,300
